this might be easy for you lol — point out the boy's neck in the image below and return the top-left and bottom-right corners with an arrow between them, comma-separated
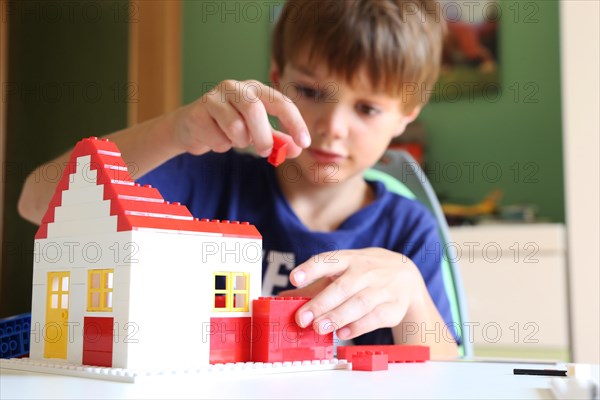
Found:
276,170 -> 375,232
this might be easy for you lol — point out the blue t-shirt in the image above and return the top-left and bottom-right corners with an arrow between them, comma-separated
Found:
138,150 -> 455,345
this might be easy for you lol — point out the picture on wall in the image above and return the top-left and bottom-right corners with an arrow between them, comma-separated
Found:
434,0 -> 500,101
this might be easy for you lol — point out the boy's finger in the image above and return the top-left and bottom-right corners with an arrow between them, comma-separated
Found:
181,104 -> 231,154
280,277 -> 331,299
335,303 -> 401,341
190,109 -> 234,153
311,287 -> 380,335
290,250 -> 351,288
208,99 -> 252,148
296,269 -> 367,328
246,80 -> 311,149
229,84 -> 273,156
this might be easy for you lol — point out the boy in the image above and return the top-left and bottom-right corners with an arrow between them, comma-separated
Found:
19,0 -> 458,357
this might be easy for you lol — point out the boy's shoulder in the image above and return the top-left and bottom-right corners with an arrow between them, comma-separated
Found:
369,179 -> 437,227
344,179 -> 441,249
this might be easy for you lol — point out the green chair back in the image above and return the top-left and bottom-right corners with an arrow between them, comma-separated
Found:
365,158 -> 472,357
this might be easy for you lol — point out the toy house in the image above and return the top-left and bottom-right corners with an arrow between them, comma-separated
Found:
28,136 -> 333,372
30,137 -> 264,369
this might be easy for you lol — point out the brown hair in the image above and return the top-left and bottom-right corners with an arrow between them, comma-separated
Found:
272,0 -> 446,111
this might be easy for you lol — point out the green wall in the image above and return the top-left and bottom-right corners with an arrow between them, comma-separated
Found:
1,0 -> 129,316
420,0 -> 564,222
183,1 -> 276,102
182,0 -> 564,222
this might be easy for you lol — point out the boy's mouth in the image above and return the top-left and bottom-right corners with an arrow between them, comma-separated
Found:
308,148 -> 346,164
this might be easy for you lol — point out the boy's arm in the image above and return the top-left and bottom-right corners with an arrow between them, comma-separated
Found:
18,80 -> 310,225
18,110 -> 182,225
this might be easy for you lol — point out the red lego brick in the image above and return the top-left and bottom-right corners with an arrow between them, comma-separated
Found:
113,203 -> 260,236
39,177 -> 68,225
252,296 -> 306,321
34,223 -> 48,240
109,199 -> 193,220
103,183 -> 164,203
110,198 -> 150,218
83,317 -> 114,353
251,297 -> 333,363
48,159 -> 78,193
337,345 -> 430,363
82,350 -> 112,367
351,351 -> 388,371
88,156 -> 132,184
40,207 -> 56,225
140,201 -> 193,219
71,137 -> 121,159
209,317 -> 252,364
93,167 -> 134,186
217,220 -> 262,239
268,135 -> 288,167
175,219 -> 261,239
53,176 -> 69,193
87,153 -> 128,172
176,218 -> 223,235
82,317 -> 113,367
117,214 -> 181,232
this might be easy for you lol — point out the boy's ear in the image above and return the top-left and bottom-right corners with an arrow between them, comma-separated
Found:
394,106 -> 422,137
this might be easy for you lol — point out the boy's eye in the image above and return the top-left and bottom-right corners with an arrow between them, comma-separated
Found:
294,85 -> 321,100
356,103 -> 381,116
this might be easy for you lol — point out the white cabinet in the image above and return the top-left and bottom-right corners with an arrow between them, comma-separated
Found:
449,223 -> 570,360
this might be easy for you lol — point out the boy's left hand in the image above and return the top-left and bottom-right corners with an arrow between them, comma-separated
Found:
278,248 -> 426,340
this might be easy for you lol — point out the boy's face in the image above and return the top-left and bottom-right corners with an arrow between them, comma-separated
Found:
271,57 -> 420,186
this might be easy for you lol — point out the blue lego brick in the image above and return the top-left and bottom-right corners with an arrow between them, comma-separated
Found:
0,313 -> 31,358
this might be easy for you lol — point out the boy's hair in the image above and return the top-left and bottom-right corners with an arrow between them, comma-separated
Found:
272,0 -> 446,111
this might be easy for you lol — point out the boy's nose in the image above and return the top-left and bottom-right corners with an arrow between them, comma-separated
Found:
314,104 -> 350,140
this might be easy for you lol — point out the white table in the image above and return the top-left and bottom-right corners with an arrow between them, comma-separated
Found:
3,360 -> 597,399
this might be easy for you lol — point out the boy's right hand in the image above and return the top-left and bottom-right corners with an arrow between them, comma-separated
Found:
174,80 -> 311,159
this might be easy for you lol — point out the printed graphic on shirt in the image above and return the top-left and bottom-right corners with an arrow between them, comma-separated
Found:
262,250 -> 295,295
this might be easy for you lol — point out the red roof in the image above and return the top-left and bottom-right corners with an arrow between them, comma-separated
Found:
36,137 -> 261,240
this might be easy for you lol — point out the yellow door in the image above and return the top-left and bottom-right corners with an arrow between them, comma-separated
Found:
44,272 -> 70,359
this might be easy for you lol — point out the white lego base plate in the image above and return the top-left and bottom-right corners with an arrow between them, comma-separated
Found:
0,357 -> 350,383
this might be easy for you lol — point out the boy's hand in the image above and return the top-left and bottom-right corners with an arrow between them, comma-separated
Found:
279,248 -> 426,340
175,80 -> 311,159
